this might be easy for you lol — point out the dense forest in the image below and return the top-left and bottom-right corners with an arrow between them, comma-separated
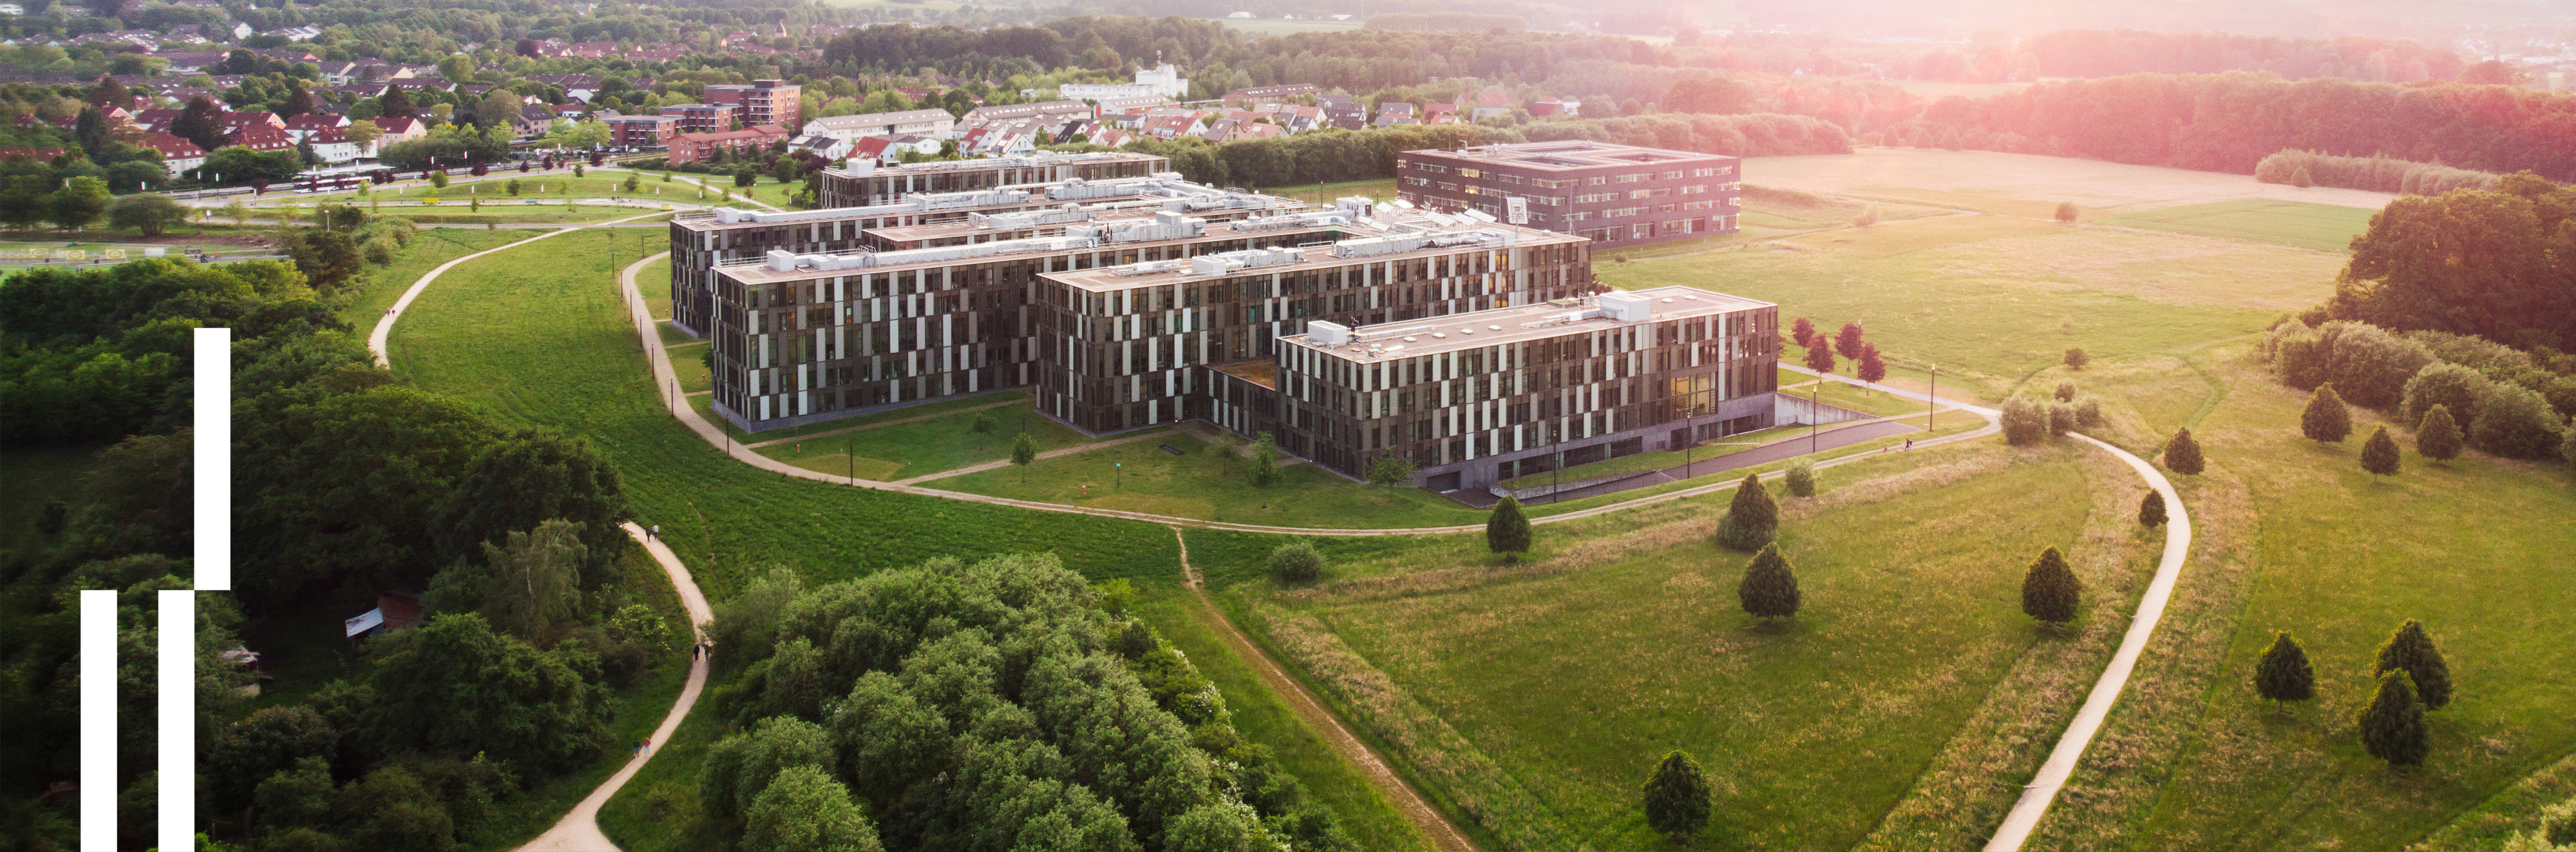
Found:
2328,173 -> 2576,354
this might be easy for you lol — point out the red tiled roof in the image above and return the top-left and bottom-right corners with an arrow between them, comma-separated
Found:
140,132 -> 204,158
229,123 -> 295,151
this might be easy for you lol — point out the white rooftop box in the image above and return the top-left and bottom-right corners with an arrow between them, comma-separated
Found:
1307,319 -> 1351,345
1599,291 -> 1653,322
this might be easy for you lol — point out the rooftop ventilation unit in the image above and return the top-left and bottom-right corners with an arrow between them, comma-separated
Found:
1231,213 -> 1350,232
1108,260 -> 1189,277
1598,291 -> 1653,322
916,189 -> 1030,211
1307,319 -> 1350,345
762,236 -> 1097,273
1100,211 -> 1206,244
1332,234 -> 1430,258
1186,247 -> 1305,277
972,204 -> 1093,231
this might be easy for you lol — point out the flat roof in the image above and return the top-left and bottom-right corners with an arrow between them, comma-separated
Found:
1038,223 -> 1586,294
820,151 -> 1163,180
714,218 -> 1351,286
1403,140 -> 1737,171
1211,359 -> 1278,389
1282,286 -> 1771,362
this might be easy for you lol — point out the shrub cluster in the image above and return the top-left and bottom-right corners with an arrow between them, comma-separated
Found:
2255,149 -> 2500,195
2266,319 -> 2574,459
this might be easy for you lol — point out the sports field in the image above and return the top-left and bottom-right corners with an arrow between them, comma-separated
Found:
2096,199 -> 2376,252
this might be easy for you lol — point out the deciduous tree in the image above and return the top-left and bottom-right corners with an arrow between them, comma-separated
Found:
1802,337 -> 1835,374
741,765 -> 882,852
107,193 -> 189,238
2000,397 -> 2047,445
1855,342 -> 1886,383
1736,543 -> 1801,620
2375,618 -> 2452,710
1790,316 -> 1815,347
1269,541 -> 1323,583
49,176 -> 109,231
1247,431 -> 1282,487
359,613 -> 614,773
2055,201 -> 2077,222
1486,495 -> 1531,553
2360,426 -> 2401,477
1834,321 -> 1865,361
2255,631 -> 2316,706
1642,750 -> 1712,843
1366,454 -> 1417,486
1010,432 -> 1037,482
2063,346 -> 2089,370
2020,545 -> 2081,625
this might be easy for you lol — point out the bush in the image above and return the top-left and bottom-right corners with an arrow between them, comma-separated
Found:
2417,404 -> 2465,461
1485,495 -> 1531,553
2302,383 -> 2353,443
1782,458 -> 1816,497
2074,397 -> 2106,428
2053,380 -> 2077,402
2055,201 -> 2078,222
2000,397 -> 2047,445
2468,381 -> 2566,459
2360,426 -> 2401,477
2271,323 -> 2330,390
2046,401 -> 2077,436
2327,323 -> 2435,410
1267,542 -> 1323,583
1366,455 -> 1417,486
2063,346 -> 2088,370
1736,543 -> 1801,620
2401,362 -> 2494,433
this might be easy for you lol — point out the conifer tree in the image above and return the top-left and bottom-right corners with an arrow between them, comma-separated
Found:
2137,491 -> 2166,528
2254,631 -> 2316,706
2020,545 -> 2081,625
2375,619 -> 2453,710
1486,495 -> 1531,554
2358,670 -> 2430,766
2302,383 -> 2353,443
1737,543 -> 1801,620
1642,750 -> 1712,844
2360,426 -> 2401,477
2163,427 -> 2206,475
2416,404 -> 2463,462
1716,472 -> 1777,551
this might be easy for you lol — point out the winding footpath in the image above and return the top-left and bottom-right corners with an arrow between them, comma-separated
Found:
373,237 -> 2190,849
516,522 -> 714,852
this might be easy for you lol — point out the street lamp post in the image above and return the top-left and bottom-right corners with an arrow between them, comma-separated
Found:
1927,364 -> 1938,431
1810,377 -> 1823,455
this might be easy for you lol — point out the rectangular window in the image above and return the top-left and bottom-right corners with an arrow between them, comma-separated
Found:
1457,167 -> 1481,178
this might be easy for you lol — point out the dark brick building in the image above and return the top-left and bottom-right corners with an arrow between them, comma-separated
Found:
1396,140 -> 1743,248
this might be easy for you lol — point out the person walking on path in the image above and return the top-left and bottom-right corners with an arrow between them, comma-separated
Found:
649,524 -> 658,539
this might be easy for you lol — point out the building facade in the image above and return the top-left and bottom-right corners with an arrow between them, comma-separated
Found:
605,114 -> 679,147
667,125 -> 787,163
1030,219 -> 1596,435
701,79 -> 801,130
802,109 -> 956,142
1396,140 -> 1743,248
1265,286 -> 1778,488
816,151 -> 1170,207
659,103 -> 741,133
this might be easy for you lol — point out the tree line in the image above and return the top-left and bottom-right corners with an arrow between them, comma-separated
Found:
1104,112 -> 1847,191
2325,174 -> 2576,352
2253,149 -> 2500,196
694,554 -> 1358,851
2020,30 -> 2466,82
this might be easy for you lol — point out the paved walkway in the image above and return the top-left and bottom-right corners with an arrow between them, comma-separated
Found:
1172,529 -> 1477,852
366,209 -> 673,368
515,522 -> 713,852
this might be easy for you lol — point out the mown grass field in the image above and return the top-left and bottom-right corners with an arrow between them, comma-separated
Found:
2096,200 -> 2376,253
1229,443 -> 2115,850
1600,213 -> 2337,400
336,228 -> 531,323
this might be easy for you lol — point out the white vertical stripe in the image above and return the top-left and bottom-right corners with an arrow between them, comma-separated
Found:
158,589 -> 192,852
192,328 -> 229,590
79,590 -> 115,850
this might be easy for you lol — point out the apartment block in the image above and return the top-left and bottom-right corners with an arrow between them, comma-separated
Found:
659,102 -> 741,133
817,151 -> 1171,207
699,205 -> 1354,430
668,175 -> 1296,337
1265,286 -> 1778,488
1397,140 -> 1743,247
604,114 -> 678,147
701,79 -> 802,130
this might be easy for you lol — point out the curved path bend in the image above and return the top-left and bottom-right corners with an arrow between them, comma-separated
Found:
517,522 -> 714,852
368,209 -> 674,368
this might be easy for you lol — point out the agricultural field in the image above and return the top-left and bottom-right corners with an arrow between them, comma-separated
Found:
2096,199 -> 2376,252
1207,17 -> 1365,35
1746,148 -> 2396,219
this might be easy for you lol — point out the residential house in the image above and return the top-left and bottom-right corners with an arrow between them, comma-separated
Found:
1529,97 -> 1566,117
227,122 -> 296,153
222,111 -> 285,131
163,24 -> 213,44
385,78 -> 453,95
1139,110 -> 1205,141
665,123 -> 787,163
847,133 -> 940,165
373,115 -> 426,144
305,126 -> 371,162
281,113 -> 346,140
801,108 -> 954,142
515,104 -> 557,137
603,113 -> 677,147
139,132 -> 204,175
129,108 -> 180,132
158,51 -> 225,74
786,134 -> 850,160
1470,90 -> 1513,121
1424,102 -> 1459,124
268,25 -> 323,42
1319,94 -> 1366,130
958,100 -> 1088,132
1221,83 -> 1318,109
530,73 -> 603,102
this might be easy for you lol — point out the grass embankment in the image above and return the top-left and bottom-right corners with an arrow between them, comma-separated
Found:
385,229 -> 1183,598
1207,441 -> 2110,850
936,430 -> 1486,527
754,399 -> 1094,481
1493,422 -> 1815,489
336,229 -> 531,323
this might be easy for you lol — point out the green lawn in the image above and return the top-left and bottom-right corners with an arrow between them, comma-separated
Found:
1132,589 -> 1437,851
694,388 -> 1031,445
936,430 -> 1489,528
337,229 -> 532,323
1241,446 -> 2105,850
755,400 -> 1095,481
1494,422 -> 1815,489
1602,214 -> 2338,399
639,256 -> 673,319
2096,200 -> 2376,253
384,229 -> 1184,598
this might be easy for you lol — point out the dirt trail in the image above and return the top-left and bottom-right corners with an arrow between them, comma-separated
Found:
1171,528 -> 1477,852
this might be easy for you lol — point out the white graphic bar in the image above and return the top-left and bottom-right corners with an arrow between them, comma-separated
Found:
193,328 -> 229,591
79,590 -> 115,851
160,591 -> 193,851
